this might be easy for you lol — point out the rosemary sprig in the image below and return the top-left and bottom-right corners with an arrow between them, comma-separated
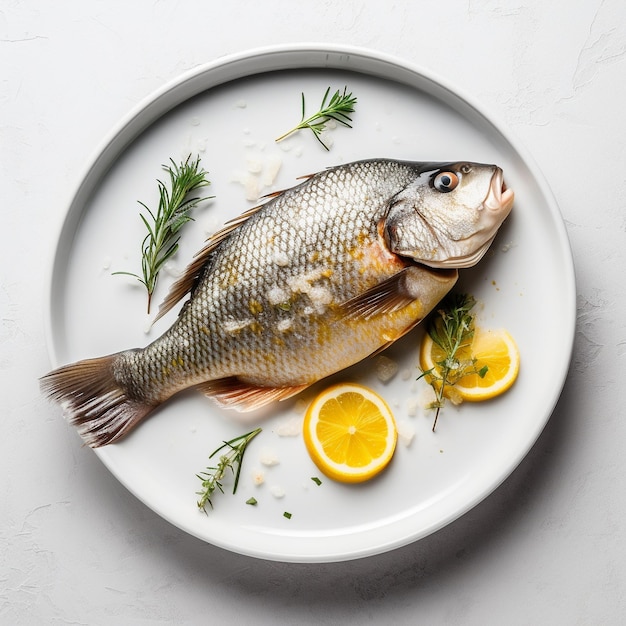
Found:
418,294 -> 488,431
114,155 -> 211,313
275,86 -> 357,150
196,427 -> 262,513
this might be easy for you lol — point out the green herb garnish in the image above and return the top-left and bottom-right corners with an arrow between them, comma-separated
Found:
275,86 -> 357,150
311,477 -> 322,486
418,294 -> 488,431
196,427 -> 262,513
283,511 -> 292,519
114,155 -> 211,313
246,497 -> 258,506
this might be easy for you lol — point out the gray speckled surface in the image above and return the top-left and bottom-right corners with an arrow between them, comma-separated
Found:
3,1 -> 625,623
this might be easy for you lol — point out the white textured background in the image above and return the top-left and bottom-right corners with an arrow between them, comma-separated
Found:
2,1 -> 625,624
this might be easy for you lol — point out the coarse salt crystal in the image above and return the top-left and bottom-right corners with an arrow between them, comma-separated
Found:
308,286 -> 332,306
375,355 -> 399,383
163,261 -> 181,278
417,384 -> 437,407
288,274 -> 310,293
251,469 -> 265,486
267,286 -> 289,306
259,448 -> 279,466
294,398 -> 309,413
276,318 -> 293,333
319,132 -> 333,149
272,250 -> 290,267
246,159 -> 263,174
222,319 -> 252,334
270,485 -> 285,499
244,175 -> 259,202
203,216 -> 221,238
261,155 -> 282,187
406,396 -> 419,417
397,420 -> 415,447
230,170 -> 246,185
276,417 -> 303,437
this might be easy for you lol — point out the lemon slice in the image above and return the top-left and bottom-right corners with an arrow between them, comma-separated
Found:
303,383 -> 398,483
420,327 -> 520,402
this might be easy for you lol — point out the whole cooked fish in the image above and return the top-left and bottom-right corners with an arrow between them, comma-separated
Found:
41,158 -> 514,447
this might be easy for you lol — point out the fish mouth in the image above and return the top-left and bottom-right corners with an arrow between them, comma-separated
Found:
485,168 -> 515,215
443,170 -> 514,267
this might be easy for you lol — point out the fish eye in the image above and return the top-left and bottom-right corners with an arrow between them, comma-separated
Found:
433,171 -> 459,193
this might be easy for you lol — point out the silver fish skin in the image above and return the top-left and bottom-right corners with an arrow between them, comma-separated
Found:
41,158 -> 514,447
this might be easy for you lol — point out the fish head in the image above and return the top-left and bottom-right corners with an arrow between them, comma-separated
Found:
384,162 -> 514,268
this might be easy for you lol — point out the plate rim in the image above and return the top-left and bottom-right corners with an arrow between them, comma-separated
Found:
44,43 -> 577,562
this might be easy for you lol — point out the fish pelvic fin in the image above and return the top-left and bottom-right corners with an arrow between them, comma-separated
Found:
40,355 -> 153,448
197,377 -> 308,412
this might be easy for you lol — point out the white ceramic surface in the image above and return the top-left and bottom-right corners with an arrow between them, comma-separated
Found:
45,45 -> 575,562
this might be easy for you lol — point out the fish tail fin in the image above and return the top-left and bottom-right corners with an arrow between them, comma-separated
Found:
40,355 -> 153,448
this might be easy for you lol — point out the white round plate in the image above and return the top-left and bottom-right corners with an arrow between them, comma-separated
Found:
45,44 -> 575,562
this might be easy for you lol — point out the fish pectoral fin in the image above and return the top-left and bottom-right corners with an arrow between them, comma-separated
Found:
197,378 -> 308,412
340,268 -> 417,321
340,266 -> 459,321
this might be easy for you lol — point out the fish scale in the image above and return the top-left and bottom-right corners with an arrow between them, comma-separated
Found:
41,158 -> 513,446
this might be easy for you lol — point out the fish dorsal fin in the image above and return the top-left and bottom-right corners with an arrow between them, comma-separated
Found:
196,377 -> 308,412
153,244 -> 211,323
258,189 -> 286,200
340,268 -> 417,321
154,202 -> 268,322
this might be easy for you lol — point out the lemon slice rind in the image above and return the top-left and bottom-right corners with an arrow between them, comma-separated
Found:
303,383 -> 398,483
